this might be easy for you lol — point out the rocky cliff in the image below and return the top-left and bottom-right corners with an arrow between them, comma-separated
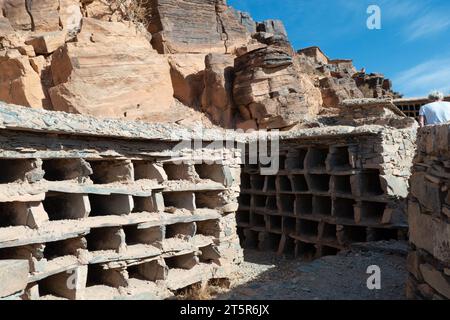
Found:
0,0 -> 399,130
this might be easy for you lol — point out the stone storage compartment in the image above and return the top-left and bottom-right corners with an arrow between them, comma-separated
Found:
0,103 -> 242,300
237,126 -> 416,259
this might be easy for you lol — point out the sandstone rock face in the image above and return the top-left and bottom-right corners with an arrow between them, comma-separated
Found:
148,0 -> 249,54
201,53 -> 235,128
233,46 -> 322,130
2,0 -> 31,31
0,49 -> 47,108
168,54 -> 206,107
49,18 -> 174,120
296,46 -> 399,111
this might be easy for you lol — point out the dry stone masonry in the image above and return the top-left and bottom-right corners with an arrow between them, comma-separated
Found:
237,111 -> 417,259
0,102 -> 242,300
407,124 -> 450,300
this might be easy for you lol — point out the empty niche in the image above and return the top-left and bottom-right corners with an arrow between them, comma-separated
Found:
259,233 -> 281,252
195,163 -> 225,184
196,219 -> 221,238
240,172 -> 251,190
43,159 -> 92,181
44,193 -> 90,220
238,193 -> 251,207
163,163 -> 192,181
87,265 -> 128,288
242,229 -> 259,248
44,237 -> 86,260
308,174 -> 330,193
277,175 -> 292,192
333,175 -> 352,195
277,154 -> 287,170
285,148 -> 307,170
128,260 -> 167,282
321,246 -> 339,257
266,196 -> 277,211
39,267 -> 87,299
132,196 -> 158,213
250,174 -> 265,190
278,194 -> 295,213
282,236 -> 296,257
321,223 -> 337,241
305,147 -> 329,170
268,215 -> 282,232
89,160 -> 134,184
0,202 -> 32,227
367,228 -> 399,242
297,241 -> 317,261
133,161 -> 167,182
195,191 -> 223,210
291,175 -> 308,192
124,225 -> 164,245
199,245 -> 221,264
252,195 -> 266,209
359,170 -> 384,196
333,198 -> 356,220
295,194 -> 313,216
328,146 -> 352,171
359,201 -> 386,223
236,210 -> 250,225
298,219 -> 319,238
338,225 -> 367,244
0,159 -> 41,183
86,227 -> 125,252
264,175 -> 276,192
282,217 -> 296,235
313,196 -> 332,216
89,194 -> 133,216
251,213 -> 266,228
166,222 -> 197,239
165,252 -> 198,270
163,192 -> 195,211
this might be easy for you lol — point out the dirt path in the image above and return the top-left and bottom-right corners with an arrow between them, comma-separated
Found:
215,241 -> 408,300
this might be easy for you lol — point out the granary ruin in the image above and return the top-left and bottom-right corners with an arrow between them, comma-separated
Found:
237,100 -> 417,258
0,0 -> 449,301
0,103 -> 242,300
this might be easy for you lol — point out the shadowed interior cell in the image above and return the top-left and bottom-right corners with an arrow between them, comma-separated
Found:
268,215 -> 282,232
333,175 -> 352,194
308,174 -> 330,192
295,194 -> 313,215
282,217 -> 296,235
44,193 -> 90,220
278,194 -> 295,213
252,195 -> 266,209
239,193 -> 251,207
329,146 -> 351,170
298,219 -> 319,238
241,172 -> 251,190
89,194 -> 133,216
163,163 -> 192,181
359,170 -> 384,196
251,213 -> 266,229
277,175 -> 292,192
334,198 -> 356,220
266,196 -> 277,210
297,241 -> 317,260
195,163 -> 226,184
0,159 -> 41,183
359,201 -> 386,223
250,174 -> 265,190
313,196 -> 332,216
236,210 -> 250,225
322,223 -> 337,241
305,147 -> 329,170
43,159 -> 91,181
285,148 -> 307,170
291,175 -> 308,192
264,176 -> 276,192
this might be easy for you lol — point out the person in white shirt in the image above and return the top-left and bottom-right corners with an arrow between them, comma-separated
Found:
419,91 -> 450,128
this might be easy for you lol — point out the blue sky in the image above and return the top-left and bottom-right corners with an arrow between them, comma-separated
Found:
228,0 -> 450,97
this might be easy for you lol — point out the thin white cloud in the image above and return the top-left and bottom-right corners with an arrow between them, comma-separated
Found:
405,12 -> 450,41
394,58 -> 450,97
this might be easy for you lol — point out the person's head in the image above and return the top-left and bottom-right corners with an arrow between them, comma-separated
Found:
428,90 -> 444,102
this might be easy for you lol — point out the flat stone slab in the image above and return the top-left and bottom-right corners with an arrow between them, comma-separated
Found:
0,260 -> 29,298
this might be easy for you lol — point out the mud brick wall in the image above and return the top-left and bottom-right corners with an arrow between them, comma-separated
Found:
0,103 -> 242,300
237,126 -> 417,259
407,124 -> 450,300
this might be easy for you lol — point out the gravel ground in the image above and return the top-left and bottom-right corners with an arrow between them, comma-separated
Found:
215,241 -> 408,300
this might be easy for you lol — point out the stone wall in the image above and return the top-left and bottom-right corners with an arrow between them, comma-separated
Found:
237,124 -> 417,258
0,102 -> 242,300
407,124 -> 450,300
